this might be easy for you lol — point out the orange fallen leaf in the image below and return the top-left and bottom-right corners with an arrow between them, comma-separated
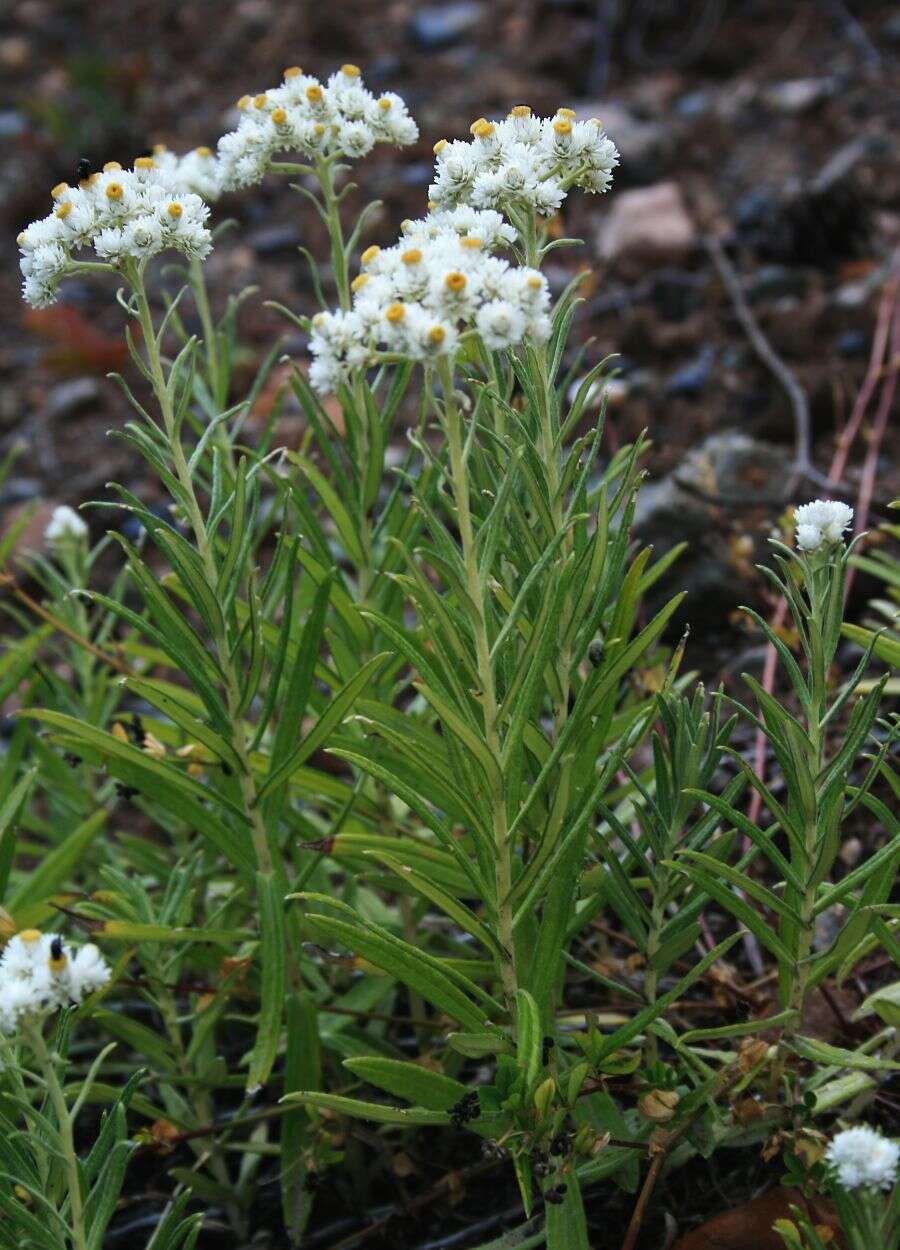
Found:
673,1187 -> 842,1250
23,306 -> 128,375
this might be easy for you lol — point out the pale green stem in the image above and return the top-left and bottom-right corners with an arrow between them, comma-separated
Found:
131,268 -> 274,882
439,358 -> 517,1011
26,1023 -> 87,1250
189,256 -> 221,407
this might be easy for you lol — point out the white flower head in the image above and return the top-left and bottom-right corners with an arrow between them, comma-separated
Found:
45,505 -> 88,544
826,1125 -> 899,1191
0,930 -> 111,1034
794,499 -> 854,552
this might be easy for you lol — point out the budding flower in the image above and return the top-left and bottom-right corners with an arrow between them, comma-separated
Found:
825,1125 -> 899,1191
44,504 -> 88,544
794,499 -> 854,552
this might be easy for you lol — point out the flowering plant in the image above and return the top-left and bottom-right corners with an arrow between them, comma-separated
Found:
3,60 -> 898,1250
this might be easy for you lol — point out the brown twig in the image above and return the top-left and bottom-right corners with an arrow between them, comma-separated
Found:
1,573 -> 134,677
705,235 -> 813,491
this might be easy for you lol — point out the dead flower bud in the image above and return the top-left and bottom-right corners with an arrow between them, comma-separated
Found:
638,1089 -> 679,1122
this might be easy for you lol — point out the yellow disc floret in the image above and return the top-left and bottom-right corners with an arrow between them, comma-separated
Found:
509,104 -> 532,118
433,139 -> 448,154
18,929 -> 43,943
254,93 -> 267,109
385,302 -> 405,323
237,94 -> 251,110
134,156 -> 156,170
444,271 -> 467,293
103,160 -> 122,172
401,247 -> 422,265
51,182 -> 69,199
473,120 -> 495,139
557,107 -> 576,119
351,273 -> 369,292
55,202 -> 72,219
105,181 -> 124,201
306,84 -> 323,103
361,245 -> 380,266
167,202 -> 183,219
461,236 -> 482,249
428,325 -> 446,346
195,145 -> 213,157
377,96 -> 392,111
341,64 -> 361,77
271,107 -> 287,125
283,66 -> 303,78
553,119 -> 572,136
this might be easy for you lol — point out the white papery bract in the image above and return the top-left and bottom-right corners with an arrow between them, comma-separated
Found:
308,208 -> 550,391
429,106 -> 619,218
0,930 -> 111,1033
44,505 -> 88,544
826,1125 -> 899,1191
795,499 -> 854,552
17,159 -> 213,308
216,64 -> 418,192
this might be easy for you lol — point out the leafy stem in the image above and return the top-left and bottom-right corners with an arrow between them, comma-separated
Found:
25,1022 -> 87,1250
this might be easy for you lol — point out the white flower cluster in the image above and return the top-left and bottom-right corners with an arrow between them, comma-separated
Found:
825,1125 -> 899,1191
429,106 -> 619,218
17,158 -> 213,308
308,206 -> 551,392
216,64 -> 418,191
0,930 -> 111,1034
44,504 -> 88,544
795,499 -> 854,552
150,143 -> 222,202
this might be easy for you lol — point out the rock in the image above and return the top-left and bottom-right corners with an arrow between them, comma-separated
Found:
599,182 -> 696,268
837,329 -> 870,357
634,433 -> 792,634
409,3 -> 482,50
745,265 -> 810,303
42,377 -> 102,421
762,77 -> 836,114
665,347 -> 715,398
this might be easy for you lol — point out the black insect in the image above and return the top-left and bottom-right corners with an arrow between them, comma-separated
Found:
115,782 -> 138,801
63,752 -> 82,768
50,937 -> 64,961
75,157 -> 94,182
449,1091 -> 480,1129
544,1183 -> 568,1205
129,713 -> 147,746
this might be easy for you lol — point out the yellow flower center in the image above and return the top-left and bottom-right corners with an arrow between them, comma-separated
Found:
444,271 -> 467,292
271,107 -> 287,125
167,202 -> 183,218
473,120 -> 495,139
284,65 -> 303,78
254,93 -> 267,109
433,139 -> 448,154
377,96 -> 392,111
361,245 -> 380,266
51,182 -> 69,199
385,302 -> 405,323
18,929 -> 43,943
152,143 -> 168,155
105,182 -> 124,200
461,236 -> 482,249
428,325 -> 446,345
557,107 -> 576,119
401,248 -> 422,265
237,94 -> 251,110
426,200 -> 437,212
341,63 -> 361,77
469,117 -> 487,134
134,156 -> 155,170
103,160 -> 122,172
351,274 -> 369,292
553,119 -> 572,136
509,104 -> 532,118
55,202 -> 72,219
527,275 -> 543,289
313,122 -> 326,136
195,145 -> 213,157
306,84 -> 323,103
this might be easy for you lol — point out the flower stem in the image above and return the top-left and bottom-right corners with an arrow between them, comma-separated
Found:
439,358 -> 517,1013
26,1023 -> 88,1250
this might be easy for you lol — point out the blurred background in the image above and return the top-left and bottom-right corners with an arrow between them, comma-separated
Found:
2,0 -> 899,672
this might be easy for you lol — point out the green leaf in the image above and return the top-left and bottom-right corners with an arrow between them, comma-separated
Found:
246,872 -> 286,1093
281,1092 -> 448,1125
546,1173 -> 589,1250
343,1058 -> 467,1110
789,1035 -> 900,1072
8,809 -> 106,920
